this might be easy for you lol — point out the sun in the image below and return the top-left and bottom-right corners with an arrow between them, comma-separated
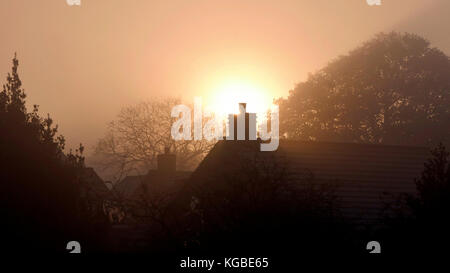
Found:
206,81 -> 272,120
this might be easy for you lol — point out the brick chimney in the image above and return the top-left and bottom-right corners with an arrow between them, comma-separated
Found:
227,103 -> 257,140
157,147 -> 176,173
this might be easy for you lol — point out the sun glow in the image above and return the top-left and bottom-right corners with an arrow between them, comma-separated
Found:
206,81 -> 273,120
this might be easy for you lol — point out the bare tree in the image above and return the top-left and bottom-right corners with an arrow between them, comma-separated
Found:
93,97 -> 214,182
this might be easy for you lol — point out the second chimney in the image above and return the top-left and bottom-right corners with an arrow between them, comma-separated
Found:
157,147 -> 176,173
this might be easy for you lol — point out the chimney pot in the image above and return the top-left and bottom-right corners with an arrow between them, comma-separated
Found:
239,103 -> 247,114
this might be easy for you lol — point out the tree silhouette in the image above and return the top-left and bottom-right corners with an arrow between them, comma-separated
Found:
278,32 -> 450,147
0,54 -> 106,253
414,143 -> 450,213
379,143 -> 450,255
93,98 -> 214,182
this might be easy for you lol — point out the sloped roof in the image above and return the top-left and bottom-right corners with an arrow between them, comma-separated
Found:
114,171 -> 192,199
80,167 -> 111,199
277,141 -> 429,222
180,140 -> 430,223
114,175 -> 145,198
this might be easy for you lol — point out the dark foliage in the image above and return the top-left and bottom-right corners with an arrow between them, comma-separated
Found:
379,143 -> 450,255
182,152 -> 356,255
120,142 -> 361,256
0,55 -> 107,253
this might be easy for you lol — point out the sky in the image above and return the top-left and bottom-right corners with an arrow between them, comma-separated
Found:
1,0 -> 450,155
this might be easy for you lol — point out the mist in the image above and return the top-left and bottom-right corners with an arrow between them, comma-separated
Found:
1,0 -> 449,154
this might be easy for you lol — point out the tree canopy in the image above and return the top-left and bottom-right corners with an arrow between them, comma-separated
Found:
278,32 -> 450,147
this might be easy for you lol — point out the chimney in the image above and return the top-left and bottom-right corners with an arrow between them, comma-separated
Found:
227,103 -> 256,140
239,102 -> 247,113
157,147 -> 176,173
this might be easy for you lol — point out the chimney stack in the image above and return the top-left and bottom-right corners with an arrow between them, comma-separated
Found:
157,147 -> 176,173
227,103 -> 256,140
239,103 -> 247,114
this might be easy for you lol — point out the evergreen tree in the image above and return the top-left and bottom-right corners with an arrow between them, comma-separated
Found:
0,54 -> 106,253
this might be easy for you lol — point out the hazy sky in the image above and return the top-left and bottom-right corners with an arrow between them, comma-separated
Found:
1,0 -> 449,155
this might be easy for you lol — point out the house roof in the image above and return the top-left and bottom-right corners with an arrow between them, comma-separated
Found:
114,175 -> 145,198
80,167 -> 111,200
179,140 -> 430,223
278,140 -> 429,222
114,171 -> 192,199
